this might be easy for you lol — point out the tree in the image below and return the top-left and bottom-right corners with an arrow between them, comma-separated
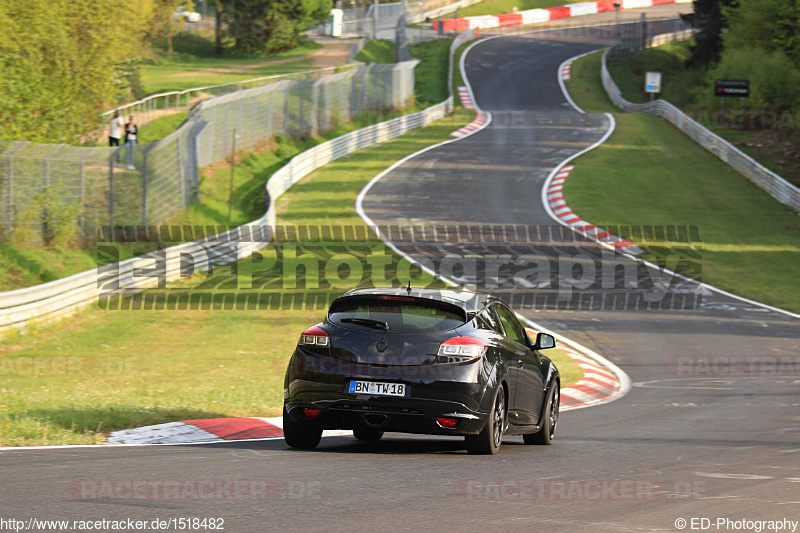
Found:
226,0 -> 331,54
151,0 -> 196,55
724,0 -> 800,67
0,0 -> 148,143
681,0 -> 739,67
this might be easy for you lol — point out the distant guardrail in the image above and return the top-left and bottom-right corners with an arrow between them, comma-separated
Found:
601,34 -> 800,213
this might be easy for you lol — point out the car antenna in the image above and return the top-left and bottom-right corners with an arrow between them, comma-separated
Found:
406,281 -> 412,296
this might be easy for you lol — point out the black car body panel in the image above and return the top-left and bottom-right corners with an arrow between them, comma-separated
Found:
283,287 -> 560,445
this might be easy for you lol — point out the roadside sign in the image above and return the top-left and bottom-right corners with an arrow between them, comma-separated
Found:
645,72 -> 661,94
715,79 -> 750,97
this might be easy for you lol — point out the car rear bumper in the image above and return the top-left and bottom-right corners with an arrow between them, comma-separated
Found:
284,396 -> 489,436
284,351 -> 497,435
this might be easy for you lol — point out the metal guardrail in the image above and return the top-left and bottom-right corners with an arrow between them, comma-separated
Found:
0,30 -> 481,337
601,36 -> 800,213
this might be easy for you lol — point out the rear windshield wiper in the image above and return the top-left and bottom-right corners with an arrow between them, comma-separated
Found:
340,318 -> 389,330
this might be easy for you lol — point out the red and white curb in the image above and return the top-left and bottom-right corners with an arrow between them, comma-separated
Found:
559,50 -> 598,81
560,59 -> 574,80
546,165 -> 643,254
434,0 -> 692,31
523,327 -> 621,411
557,344 -> 620,409
450,110 -> 488,137
457,86 -> 474,109
107,417 -> 353,445
106,335 -> 622,444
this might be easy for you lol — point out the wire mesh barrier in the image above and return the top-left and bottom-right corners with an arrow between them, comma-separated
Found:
0,30 -> 480,336
100,66 -> 357,130
600,29 -> 800,213
0,61 -> 419,244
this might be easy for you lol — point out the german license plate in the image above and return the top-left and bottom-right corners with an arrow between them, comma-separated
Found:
348,380 -> 406,397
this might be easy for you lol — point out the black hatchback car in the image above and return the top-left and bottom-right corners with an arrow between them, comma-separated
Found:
283,287 -> 560,454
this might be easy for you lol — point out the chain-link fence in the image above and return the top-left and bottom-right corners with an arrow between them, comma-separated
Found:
0,61 -> 419,243
100,66 -> 357,131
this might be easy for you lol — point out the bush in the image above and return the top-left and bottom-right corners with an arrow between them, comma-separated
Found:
703,46 -> 800,110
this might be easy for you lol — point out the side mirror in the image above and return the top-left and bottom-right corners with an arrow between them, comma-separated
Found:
533,333 -> 556,350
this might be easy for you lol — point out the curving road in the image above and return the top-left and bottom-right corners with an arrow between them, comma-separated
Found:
3,28 -> 799,533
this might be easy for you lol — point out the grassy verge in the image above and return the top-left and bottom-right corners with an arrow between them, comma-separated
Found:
565,51 -> 800,313
410,39 -> 453,106
355,39 -> 397,64
0,106 -> 581,446
607,40 -> 800,188
0,33 -> 584,446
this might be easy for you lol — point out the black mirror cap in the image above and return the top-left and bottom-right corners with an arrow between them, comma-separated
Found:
534,332 -> 556,350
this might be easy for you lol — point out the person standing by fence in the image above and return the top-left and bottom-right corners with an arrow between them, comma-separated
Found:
109,111 -> 123,147
124,115 -> 138,170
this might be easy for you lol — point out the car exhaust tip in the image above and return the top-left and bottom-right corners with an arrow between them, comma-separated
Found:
362,413 -> 388,427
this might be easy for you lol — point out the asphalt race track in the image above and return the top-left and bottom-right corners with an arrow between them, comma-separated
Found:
3,28 -> 800,533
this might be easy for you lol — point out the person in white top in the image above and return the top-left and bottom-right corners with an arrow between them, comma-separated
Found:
109,111 -> 124,147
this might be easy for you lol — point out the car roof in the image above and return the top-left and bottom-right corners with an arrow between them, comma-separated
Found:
338,287 -> 496,313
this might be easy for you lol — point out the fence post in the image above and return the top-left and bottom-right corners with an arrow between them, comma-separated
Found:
268,90 -> 273,139
109,152 -> 115,230
142,145 -> 149,226
79,160 -> 85,231
5,141 -> 27,235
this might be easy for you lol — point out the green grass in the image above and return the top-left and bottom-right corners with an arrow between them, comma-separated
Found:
137,112 -> 189,143
607,40 -> 703,108
410,39 -> 453,106
550,348 -> 583,387
0,109 -> 494,447
355,39 -> 397,64
565,50 -> 615,113
140,38 -> 323,95
452,41 -> 472,107
565,51 -> 800,313
0,34 -> 588,446
0,243 -> 98,291
607,40 -> 800,188
451,0 -> 564,18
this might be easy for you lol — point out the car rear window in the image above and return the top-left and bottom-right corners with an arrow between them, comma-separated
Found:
328,296 -> 467,334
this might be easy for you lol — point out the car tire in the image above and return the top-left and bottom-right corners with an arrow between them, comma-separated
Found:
465,386 -> 505,455
283,410 -> 322,450
353,428 -> 384,441
524,381 -> 559,445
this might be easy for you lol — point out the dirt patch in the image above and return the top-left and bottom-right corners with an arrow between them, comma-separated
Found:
731,130 -> 800,188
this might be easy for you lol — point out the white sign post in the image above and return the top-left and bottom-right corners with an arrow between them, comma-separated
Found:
645,72 -> 662,101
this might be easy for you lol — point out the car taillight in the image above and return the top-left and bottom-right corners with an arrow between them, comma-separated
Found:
376,296 -> 414,302
300,326 -> 329,346
437,336 -> 487,359
302,408 -> 319,418
436,417 -> 458,428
